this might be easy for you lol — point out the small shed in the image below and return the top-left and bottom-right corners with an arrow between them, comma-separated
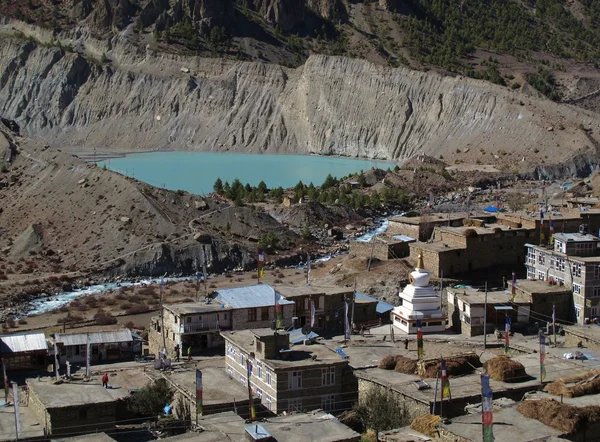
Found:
53,329 -> 138,365
0,332 -> 48,371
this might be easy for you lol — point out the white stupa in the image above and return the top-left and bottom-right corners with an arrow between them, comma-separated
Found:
391,250 -> 446,334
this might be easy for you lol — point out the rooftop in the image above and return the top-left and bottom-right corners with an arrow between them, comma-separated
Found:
554,232 -> 600,242
499,211 -> 583,222
409,241 -> 463,253
54,329 -> 133,346
0,332 -> 47,353
164,302 -> 232,316
27,378 -> 119,408
441,403 -> 563,442
214,285 -> 294,309
276,285 -> 353,299
51,433 -> 116,442
354,292 -> 395,314
165,365 -> 249,406
446,287 -> 528,305
388,212 -> 492,225
514,279 -> 572,295
246,411 -> 361,442
222,329 -> 345,369
439,223 -> 529,236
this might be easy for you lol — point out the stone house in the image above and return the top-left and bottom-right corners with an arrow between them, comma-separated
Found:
410,223 -> 535,278
524,232 -> 600,324
52,330 -> 139,365
0,332 -> 47,371
388,212 -> 495,242
350,234 -> 415,261
149,302 -> 232,357
213,285 -> 295,330
27,378 -> 119,436
222,329 -> 355,415
510,279 -> 572,325
446,287 -> 530,336
277,286 -> 379,331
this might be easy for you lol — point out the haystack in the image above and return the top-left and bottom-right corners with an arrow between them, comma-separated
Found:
517,399 -> 600,434
410,414 -> 440,438
394,356 -> 417,374
419,353 -> 481,378
378,355 -> 398,370
484,355 -> 527,382
544,369 -> 600,398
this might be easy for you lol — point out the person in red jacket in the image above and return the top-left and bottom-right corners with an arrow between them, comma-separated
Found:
101,373 -> 109,388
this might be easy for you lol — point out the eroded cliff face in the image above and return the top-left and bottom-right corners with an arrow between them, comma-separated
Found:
1,20 -> 599,173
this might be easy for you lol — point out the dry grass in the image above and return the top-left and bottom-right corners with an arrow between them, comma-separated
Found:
484,355 -> 528,382
419,353 -> 481,378
545,369 -> 600,398
410,414 -> 440,437
517,399 -> 600,434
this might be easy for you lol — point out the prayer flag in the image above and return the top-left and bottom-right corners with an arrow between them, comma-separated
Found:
481,375 -> 495,442
196,369 -> 203,416
540,334 -> 547,381
310,299 -> 316,329
344,299 -> 351,341
416,319 -> 424,359
441,358 -> 451,400
258,248 -> 265,279
504,316 -> 511,354
274,288 -> 282,329
307,254 -> 311,285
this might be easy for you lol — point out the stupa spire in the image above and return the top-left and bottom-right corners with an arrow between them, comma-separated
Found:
416,249 -> 425,271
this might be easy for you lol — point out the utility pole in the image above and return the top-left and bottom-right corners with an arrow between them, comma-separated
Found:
483,282 -> 488,350
351,279 -> 356,330
160,278 -> 166,353
86,333 -> 91,378
367,240 -> 375,272
439,271 -> 444,312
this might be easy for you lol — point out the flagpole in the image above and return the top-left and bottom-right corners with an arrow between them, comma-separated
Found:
483,282 -> 488,350
433,371 -> 439,416
160,278 -> 166,352
553,304 -> 557,346
257,248 -> 261,284
351,280 -> 356,332
540,334 -> 543,386
440,360 -> 443,420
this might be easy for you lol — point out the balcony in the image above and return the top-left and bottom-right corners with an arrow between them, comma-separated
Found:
182,322 -> 227,333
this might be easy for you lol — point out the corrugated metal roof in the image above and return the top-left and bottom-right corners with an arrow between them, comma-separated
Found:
215,285 -> 294,309
0,332 -> 47,353
55,329 -> 133,346
355,292 -> 395,314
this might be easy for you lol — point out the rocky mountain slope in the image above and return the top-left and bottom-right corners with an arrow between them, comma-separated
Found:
1,19 -> 600,177
0,118 -> 310,294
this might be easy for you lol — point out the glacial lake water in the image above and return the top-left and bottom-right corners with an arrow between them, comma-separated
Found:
98,152 -> 396,195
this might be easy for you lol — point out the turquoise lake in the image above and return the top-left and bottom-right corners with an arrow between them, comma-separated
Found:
99,152 -> 396,194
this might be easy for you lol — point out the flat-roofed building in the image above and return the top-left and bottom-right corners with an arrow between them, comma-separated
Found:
149,302 -> 232,356
222,329 -> 355,415
525,232 -> 600,324
52,330 -> 139,365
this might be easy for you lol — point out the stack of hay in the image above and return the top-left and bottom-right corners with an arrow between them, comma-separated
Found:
518,399 -> 600,434
484,355 -> 527,382
377,355 -> 417,374
419,353 -> 481,378
545,369 -> 600,398
410,414 -> 440,438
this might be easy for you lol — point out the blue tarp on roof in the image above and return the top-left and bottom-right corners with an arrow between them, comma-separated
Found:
288,328 -> 320,345
354,292 -> 395,314
215,284 -> 294,309
484,206 -> 501,213
391,234 -> 416,242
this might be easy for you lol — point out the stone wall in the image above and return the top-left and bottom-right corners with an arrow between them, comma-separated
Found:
231,304 -> 295,330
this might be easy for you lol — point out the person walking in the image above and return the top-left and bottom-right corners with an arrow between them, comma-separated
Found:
404,338 -> 409,350
101,373 -> 109,388
187,345 -> 192,362
174,344 -> 180,362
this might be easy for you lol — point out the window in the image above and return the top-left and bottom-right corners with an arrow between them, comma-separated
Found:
576,307 -> 581,319
266,395 -> 272,411
187,316 -> 192,323
526,248 -> 536,265
573,263 -> 582,278
265,369 -> 273,386
556,258 -> 565,272
248,309 -> 257,322
240,353 -> 245,366
527,268 -> 535,280
595,265 -> 600,279
538,271 -> 545,281
224,313 -> 228,320
538,253 -> 545,265
227,366 -> 233,378
322,367 -> 335,386
594,288 -> 600,298
288,371 -> 302,390
287,398 -> 302,413
321,394 -> 335,412
573,284 -> 582,295
256,361 -> 263,379
261,307 -> 269,321
256,388 -> 262,399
